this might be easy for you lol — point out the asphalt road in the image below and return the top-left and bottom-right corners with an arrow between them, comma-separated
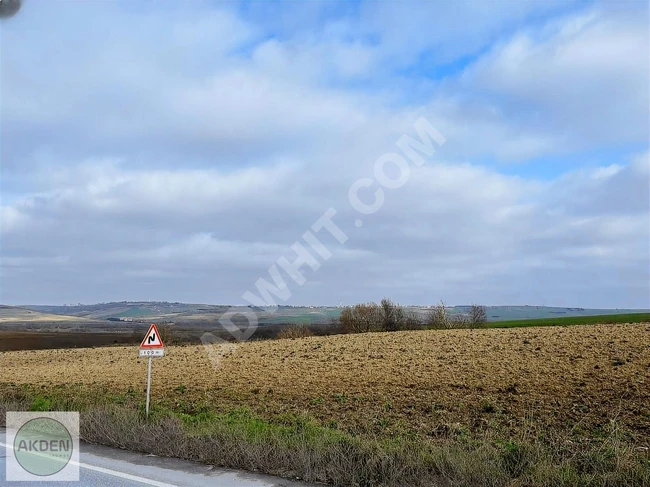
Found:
0,429 -> 315,487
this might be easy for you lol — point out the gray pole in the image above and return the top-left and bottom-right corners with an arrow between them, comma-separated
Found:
145,356 -> 152,417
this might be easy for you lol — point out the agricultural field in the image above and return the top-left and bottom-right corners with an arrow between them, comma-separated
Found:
19,301 -> 650,324
486,312 -> 650,328
1,322 -> 649,486
0,305 -> 95,324
2,323 -> 649,434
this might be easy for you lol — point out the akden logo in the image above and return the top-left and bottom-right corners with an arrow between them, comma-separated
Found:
5,412 -> 79,481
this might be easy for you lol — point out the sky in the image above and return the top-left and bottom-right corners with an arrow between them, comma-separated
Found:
0,0 -> 648,308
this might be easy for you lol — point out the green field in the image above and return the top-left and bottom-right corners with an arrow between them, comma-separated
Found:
486,313 -> 650,328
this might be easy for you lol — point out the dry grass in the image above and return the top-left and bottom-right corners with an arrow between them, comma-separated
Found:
276,324 -> 314,340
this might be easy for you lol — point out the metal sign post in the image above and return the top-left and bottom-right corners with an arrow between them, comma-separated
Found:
145,357 -> 153,416
139,323 -> 165,418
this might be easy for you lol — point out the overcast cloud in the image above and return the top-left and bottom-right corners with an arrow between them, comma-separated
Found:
1,0 -> 648,307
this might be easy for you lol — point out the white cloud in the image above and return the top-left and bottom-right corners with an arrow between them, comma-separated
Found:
2,150 -> 647,306
0,1 -> 648,307
461,8 -> 649,151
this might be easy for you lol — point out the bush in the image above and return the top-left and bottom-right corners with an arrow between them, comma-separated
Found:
403,311 -> 423,330
277,325 -> 314,340
381,298 -> 405,332
339,299 -> 423,334
340,303 -> 383,334
470,304 -> 487,327
451,313 -> 470,328
427,302 -> 488,329
427,301 -> 451,329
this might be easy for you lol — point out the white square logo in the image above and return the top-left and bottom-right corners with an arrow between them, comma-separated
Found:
5,411 -> 80,482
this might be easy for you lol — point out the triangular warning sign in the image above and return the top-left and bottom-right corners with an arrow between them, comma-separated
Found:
140,323 -> 165,349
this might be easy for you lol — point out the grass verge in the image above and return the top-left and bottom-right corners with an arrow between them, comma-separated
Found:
0,386 -> 648,487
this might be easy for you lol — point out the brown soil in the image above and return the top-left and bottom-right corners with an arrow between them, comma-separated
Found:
1,323 -> 649,437
0,331 -> 146,351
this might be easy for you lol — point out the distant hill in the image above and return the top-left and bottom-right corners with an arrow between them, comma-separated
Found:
22,302 -> 232,321
0,305 -> 94,323
16,301 -> 650,324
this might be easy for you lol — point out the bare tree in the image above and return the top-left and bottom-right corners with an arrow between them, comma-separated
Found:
426,301 -> 449,329
381,298 -> 405,332
450,313 -> 470,328
340,303 -> 382,334
469,304 -> 488,326
339,299 -> 422,334
403,311 -> 423,330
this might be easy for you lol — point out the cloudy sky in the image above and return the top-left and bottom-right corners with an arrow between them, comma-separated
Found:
1,0 -> 648,307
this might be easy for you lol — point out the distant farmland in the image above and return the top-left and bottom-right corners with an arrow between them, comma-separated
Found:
17,301 -> 650,325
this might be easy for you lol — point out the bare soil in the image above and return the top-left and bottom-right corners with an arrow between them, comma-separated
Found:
1,323 -> 648,437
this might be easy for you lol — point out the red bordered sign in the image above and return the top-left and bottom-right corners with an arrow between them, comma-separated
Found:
139,323 -> 165,357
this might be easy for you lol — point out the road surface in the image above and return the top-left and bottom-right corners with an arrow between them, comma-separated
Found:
0,428 -> 317,486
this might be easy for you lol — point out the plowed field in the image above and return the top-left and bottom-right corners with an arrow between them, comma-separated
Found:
2,323 -> 649,436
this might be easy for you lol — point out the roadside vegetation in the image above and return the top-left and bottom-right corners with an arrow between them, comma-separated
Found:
0,385 -> 648,487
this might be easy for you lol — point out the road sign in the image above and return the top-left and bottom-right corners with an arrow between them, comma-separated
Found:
140,323 -> 165,349
139,349 -> 165,357
139,323 -> 166,418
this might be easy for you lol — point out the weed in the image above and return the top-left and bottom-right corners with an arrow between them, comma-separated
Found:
481,398 -> 496,413
30,396 -> 52,412
500,440 -> 530,477
332,393 -> 347,404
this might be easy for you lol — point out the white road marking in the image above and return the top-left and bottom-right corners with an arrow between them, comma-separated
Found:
1,440 -> 178,487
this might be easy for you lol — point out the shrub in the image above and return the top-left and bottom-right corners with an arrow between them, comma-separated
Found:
340,299 -> 423,334
451,313 -> 470,328
470,304 -> 488,327
381,298 -> 405,332
427,302 -> 487,329
340,303 -> 383,334
427,301 -> 450,329
403,311 -> 423,330
277,325 -> 314,340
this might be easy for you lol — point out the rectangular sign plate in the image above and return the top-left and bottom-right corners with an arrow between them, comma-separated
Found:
139,348 -> 165,357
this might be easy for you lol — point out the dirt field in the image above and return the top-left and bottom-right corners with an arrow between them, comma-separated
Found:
0,306 -> 93,323
1,323 -> 649,437
0,332 -> 143,351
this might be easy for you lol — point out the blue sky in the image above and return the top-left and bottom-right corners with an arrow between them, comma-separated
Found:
0,0 -> 648,307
